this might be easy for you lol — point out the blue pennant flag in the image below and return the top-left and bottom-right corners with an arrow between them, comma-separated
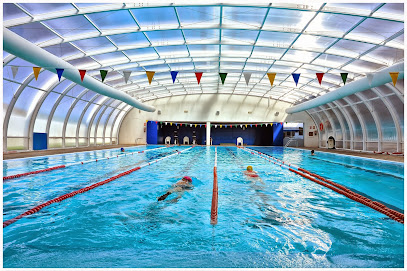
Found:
171,71 -> 179,83
56,68 -> 64,81
292,73 -> 301,86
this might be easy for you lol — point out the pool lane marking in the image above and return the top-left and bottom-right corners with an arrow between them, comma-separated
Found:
210,147 -> 218,225
3,146 -> 194,228
3,146 -> 170,181
240,147 -> 404,224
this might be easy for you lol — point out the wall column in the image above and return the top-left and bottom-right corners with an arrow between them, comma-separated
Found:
206,121 -> 211,146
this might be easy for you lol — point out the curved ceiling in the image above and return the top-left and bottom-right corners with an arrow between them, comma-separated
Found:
3,3 -> 404,105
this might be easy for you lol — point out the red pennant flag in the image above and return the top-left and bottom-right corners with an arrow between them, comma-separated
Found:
205,124 -> 207,127
230,125 -> 232,128
255,124 -> 257,127
316,73 -> 324,85
280,122 -> 283,125
79,70 -> 86,82
155,121 -> 157,124
180,123 -> 183,126
195,72 -> 203,84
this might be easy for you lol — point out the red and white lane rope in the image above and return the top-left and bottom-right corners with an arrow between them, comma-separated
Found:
210,147 -> 218,225
3,147 -> 193,228
240,147 -> 404,224
3,146 -> 169,181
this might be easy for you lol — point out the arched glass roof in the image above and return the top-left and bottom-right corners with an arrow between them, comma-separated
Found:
2,2 -> 404,151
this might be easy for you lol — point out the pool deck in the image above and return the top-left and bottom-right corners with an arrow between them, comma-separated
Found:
3,144 -> 404,163
3,144 -> 137,160
295,147 -> 404,163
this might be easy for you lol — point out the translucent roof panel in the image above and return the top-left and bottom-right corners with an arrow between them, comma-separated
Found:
2,2 -> 404,109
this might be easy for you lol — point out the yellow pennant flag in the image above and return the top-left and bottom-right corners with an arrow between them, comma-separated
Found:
267,72 -> 276,87
146,71 -> 155,84
170,122 -> 172,126
389,72 -> 399,86
33,67 -> 41,80
195,124 -> 197,127
245,124 -> 247,128
220,125 -> 222,128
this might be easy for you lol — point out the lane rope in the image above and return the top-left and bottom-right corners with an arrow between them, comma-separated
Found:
3,146 -> 170,181
240,147 -> 404,224
210,147 -> 218,225
3,147 -> 193,228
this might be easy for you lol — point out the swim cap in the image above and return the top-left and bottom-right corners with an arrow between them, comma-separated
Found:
183,176 -> 192,182
247,166 -> 253,171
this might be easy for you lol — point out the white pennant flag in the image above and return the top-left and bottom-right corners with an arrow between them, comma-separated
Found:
244,72 -> 251,85
123,70 -> 132,84
240,124 -> 242,128
11,66 -> 19,79
215,125 -> 217,128
165,122 -> 168,125
366,73 -> 374,86
190,124 -> 192,127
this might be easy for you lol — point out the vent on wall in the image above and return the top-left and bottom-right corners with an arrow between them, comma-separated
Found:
275,112 -> 279,116
158,110 -> 161,115
216,111 -> 220,115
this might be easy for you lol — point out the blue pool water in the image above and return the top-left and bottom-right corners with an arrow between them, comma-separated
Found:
3,146 -> 404,268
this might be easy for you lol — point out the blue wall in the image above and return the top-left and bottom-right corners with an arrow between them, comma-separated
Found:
33,132 -> 47,150
155,123 -> 284,146
146,121 -> 158,144
273,123 -> 284,146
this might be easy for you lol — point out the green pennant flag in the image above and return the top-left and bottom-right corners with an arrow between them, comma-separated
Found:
340,73 -> 348,85
100,70 -> 108,82
219,73 -> 227,85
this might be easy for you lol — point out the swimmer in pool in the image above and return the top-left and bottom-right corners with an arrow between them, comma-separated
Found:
244,166 -> 259,177
121,147 -> 125,152
157,176 -> 193,201
311,150 -> 315,156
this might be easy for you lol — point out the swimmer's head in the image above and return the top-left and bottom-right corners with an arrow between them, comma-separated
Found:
120,147 -> 125,152
182,176 -> 192,183
311,150 -> 314,154
247,166 -> 253,172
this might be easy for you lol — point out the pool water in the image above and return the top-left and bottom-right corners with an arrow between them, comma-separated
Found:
3,146 -> 404,268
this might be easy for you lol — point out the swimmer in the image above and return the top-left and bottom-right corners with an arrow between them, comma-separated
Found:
157,176 -> 193,201
120,147 -> 125,152
311,150 -> 315,156
244,166 -> 259,178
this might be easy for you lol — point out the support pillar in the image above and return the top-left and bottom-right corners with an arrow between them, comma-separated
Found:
206,121 -> 211,146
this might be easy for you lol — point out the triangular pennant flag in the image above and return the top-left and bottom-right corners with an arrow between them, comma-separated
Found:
230,125 -> 232,128
155,121 -> 158,124
250,124 -> 253,127
340,73 -> 348,85
240,125 -> 242,128
219,73 -> 227,85
389,72 -> 399,86
220,125 -> 222,128
123,70 -> 132,84
215,125 -> 217,128
100,70 -> 108,82
165,122 -> 168,125
280,122 -> 283,125
235,125 -> 237,128
267,72 -> 276,87
366,73 -> 374,85
195,72 -> 203,84
11,66 -> 19,79
79,70 -> 86,82
195,124 -> 197,127
245,124 -> 247,128
200,124 -> 202,127
56,68 -> 64,81
146,71 -> 155,84
244,72 -> 251,85
170,122 -> 172,126
33,67 -> 41,80
171,71 -> 178,83
190,124 -> 192,127
255,124 -> 257,127
316,73 -> 324,85
292,73 -> 300,86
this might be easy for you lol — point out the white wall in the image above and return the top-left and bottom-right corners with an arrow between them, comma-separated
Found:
119,94 -> 317,147
285,112 -> 318,147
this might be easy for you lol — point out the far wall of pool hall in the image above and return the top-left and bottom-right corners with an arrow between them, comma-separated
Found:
119,94 -> 319,146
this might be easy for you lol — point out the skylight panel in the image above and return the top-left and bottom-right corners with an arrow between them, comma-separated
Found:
343,59 -> 386,73
147,30 -> 184,45
313,54 -> 351,68
43,43 -> 82,59
293,35 -> 336,52
263,8 -> 315,31
188,45 -> 219,57
108,32 -> 150,48
72,37 -> 117,54
137,59 -> 165,68
43,15 -> 100,38
326,39 -> 376,59
282,49 -> 320,63
169,62 -> 195,71
67,57 -> 100,70
19,3 -> 75,16
376,3 -> 404,18
222,29 -> 258,45
306,13 -> 363,37
176,6 -> 220,28
155,45 -> 189,58
256,31 -> 297,48
4,4 -> 30,21
9,22 -> 61,45
223,7 -> 268,29
251,47 -> 285,59
91,52 -> 129,66
183,29 -> 219,44
87,10 -> 137,31
324,3 -> 381,15
125,48 -> 159,61
244,63 -> 271,72
347,18 -> 405,44
221,45 -> 252,58
361,47 -> 404,66
131,7 -> 178,29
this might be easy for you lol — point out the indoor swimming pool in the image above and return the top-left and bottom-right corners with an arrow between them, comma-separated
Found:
3,146 -> 404,268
